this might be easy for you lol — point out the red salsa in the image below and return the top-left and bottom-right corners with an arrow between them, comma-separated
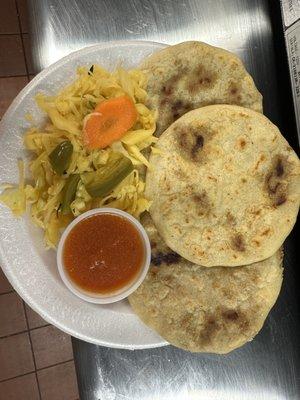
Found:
63,213 -> 145,294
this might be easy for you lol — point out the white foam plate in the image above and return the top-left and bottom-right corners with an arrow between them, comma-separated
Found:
0,40 -> 168,349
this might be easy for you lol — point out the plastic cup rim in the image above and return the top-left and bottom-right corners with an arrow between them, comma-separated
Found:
56,207 -> 151,304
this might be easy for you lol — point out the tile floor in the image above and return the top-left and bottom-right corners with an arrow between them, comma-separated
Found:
0,1 -> 79,399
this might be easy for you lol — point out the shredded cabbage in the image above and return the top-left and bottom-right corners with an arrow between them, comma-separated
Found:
95,169 -> 151,218
0,64 -> 157,248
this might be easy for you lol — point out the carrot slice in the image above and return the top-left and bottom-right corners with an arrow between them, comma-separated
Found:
83,95 -> 138,150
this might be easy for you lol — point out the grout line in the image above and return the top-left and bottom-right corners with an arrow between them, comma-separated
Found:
0,329 -> 28,340
37,358 -> 75,373
0,358 -> 75,383
0,322 -> 51,340
0,32 -> 21,36
15,1 -> 30,80
29,323 -> 50,331
0,371 -> 34,384
0,74 -> 29,79
0,289 -> 14,296
22,301 -> 42,400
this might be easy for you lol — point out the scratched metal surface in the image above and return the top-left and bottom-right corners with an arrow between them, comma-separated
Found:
27,0 -> 300,399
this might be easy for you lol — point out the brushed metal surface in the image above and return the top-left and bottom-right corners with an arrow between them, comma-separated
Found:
27,0 -> 300,399
28,0 -> 280,124
29,0 -> 265,61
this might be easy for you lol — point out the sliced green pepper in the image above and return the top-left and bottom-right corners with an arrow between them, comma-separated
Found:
82,154 -> 133,198
49,140 -> 73,175
61,174 -> 80,215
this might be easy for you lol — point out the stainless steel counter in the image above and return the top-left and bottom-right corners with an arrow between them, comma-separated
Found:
28,0 -> 300,399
